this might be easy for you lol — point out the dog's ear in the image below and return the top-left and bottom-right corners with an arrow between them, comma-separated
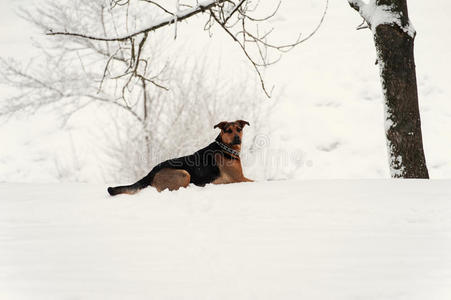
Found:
236,120 -> 250,128
214,121 -> 228,130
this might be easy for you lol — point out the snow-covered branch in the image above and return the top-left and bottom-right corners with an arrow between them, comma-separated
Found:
348,0 -> 371,24
348,0 -> 366,14
347,0 -> 415,37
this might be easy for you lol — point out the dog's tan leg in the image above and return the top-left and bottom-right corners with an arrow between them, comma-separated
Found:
212,175 -> 253,184
151,168 -> 191,192
212,176 -> 232,185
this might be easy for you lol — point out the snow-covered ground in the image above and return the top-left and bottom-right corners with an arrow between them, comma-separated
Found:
1,180 -> 450,299
1,2 -> 450,299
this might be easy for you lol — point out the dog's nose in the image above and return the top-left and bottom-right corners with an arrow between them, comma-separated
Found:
233,135 -> 241,144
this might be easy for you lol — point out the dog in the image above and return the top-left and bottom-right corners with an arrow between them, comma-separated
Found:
107,120 -> 253,195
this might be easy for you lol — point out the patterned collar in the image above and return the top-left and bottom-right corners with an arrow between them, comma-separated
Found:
215,140 -> 240,157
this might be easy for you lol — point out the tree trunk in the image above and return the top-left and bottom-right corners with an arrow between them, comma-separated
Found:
348,0 -> 429,178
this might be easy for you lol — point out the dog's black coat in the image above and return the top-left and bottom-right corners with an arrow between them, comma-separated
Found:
107,136 -> 236,195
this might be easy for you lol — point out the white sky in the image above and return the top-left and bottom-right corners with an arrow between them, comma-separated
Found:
0,0 -> 34,57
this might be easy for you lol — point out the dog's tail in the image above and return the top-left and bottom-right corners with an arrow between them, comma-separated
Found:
107,168 -> 158,196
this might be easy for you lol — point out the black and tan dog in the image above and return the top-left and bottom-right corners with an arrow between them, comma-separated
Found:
107,120 -> 252,195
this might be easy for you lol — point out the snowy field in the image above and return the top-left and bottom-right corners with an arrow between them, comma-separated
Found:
1,1 -> 451,299
1,180 -> 451,300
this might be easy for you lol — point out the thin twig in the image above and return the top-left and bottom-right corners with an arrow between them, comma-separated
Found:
47,0 -> 227,42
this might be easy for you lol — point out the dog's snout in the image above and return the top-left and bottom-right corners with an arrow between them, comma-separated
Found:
233,135 -> 241,144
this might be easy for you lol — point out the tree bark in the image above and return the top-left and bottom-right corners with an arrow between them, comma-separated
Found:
348,0 -> 429,178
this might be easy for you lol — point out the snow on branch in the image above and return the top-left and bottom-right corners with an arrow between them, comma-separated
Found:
347,0 -> 415,37
348,0 -> 366,13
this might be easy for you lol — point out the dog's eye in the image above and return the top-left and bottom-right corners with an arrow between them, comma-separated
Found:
226,129 -> 232,134
237,128 -> 242,132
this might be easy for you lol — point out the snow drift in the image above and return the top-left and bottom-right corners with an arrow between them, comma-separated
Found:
1,180 -> 450,299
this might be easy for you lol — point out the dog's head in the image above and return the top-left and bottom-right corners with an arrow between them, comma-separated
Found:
214,120 -> 250,150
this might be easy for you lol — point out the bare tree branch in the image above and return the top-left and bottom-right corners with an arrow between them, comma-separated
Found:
43,0 -> 328,98
47,0 -> 228,42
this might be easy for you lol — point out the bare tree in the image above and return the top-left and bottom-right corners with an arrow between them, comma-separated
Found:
348,0 -> 429,178
43,0 -> 328,98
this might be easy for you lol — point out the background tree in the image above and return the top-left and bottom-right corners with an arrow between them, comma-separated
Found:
347,0 -> 429,178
